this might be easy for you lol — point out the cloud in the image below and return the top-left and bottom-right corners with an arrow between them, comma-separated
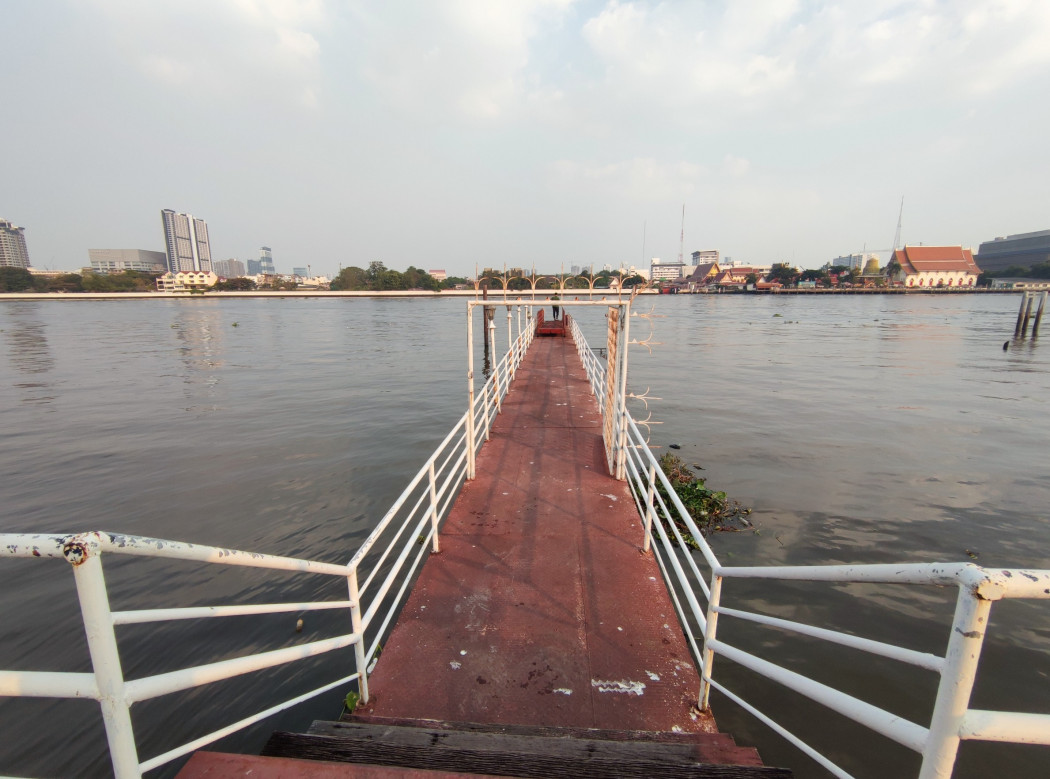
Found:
722,155 -> 750,178
82,0 -> 325,108
353,0 -> 576,122
548,157 -> 705,200
578,0 -> 1050,125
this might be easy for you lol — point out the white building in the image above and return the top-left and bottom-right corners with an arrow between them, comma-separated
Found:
691,250 -> 719,264
650,258 -> 689,281
161,210 -> 212,273
88,249 -> 166,274
830,253 -> 879,271
156,271 -> 218,292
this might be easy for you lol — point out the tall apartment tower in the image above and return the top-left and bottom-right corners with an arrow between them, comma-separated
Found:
259,246 -> 276,275
161,209 -> 213,273
0,219 -> 31,268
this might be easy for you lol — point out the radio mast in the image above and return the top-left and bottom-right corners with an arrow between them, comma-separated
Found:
891,196 -> 904,253
678,204 -> 685,263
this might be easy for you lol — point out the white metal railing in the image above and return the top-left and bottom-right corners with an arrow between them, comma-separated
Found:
0,307 -> 538,778
6,308 -> 1048,779
567,315 -> 1050,779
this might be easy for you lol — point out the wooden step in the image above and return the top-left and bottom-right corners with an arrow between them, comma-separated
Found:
177,751 -> 501,778
341,713 -> 746,756
262,720 -> 792,778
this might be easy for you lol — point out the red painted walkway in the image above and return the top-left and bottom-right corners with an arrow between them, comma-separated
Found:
357,335 -> 712,734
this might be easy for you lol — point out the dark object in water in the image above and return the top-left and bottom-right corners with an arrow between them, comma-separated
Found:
669,444 -> 681,450
1003,341 -> 1009,351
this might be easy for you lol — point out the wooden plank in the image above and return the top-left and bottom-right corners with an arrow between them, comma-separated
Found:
309,720 -> 733,762
341,714 -> 724,744
263,730 -> 793,778
177,751 -> 500,778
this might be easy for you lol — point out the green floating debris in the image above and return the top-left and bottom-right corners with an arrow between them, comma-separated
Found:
343,691 -> 360,714
657,454 -> 751,547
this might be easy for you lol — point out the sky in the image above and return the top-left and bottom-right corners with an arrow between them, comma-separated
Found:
3,0 -> 1050,278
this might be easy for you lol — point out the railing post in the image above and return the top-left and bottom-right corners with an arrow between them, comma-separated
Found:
483,380 -> 492,441
614,302 -> 631,480
67,538 -> 140,778
466,303 -> 476,479
507,305 -> 513,378
428,460 -> 441,554
699,574 -> 723,711
918,587 -> 993,779
643,462 -> 657,552
348,566 -> 370,703
489,319 -> 501,414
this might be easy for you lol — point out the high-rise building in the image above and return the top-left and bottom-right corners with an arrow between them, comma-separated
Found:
88,249 -> 167,274
259,246 -> 276,275
292,266 -> 308,277
247,259 -> 262,275
0,219 -> 31,269
213,258 -> 247,277
161,209 -> 213,273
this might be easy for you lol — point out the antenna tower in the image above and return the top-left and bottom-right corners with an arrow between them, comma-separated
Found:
678,204 -> 685,264
891,196 -> 904,253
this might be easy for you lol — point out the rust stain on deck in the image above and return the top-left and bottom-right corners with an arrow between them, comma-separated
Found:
360,336 -> 711,734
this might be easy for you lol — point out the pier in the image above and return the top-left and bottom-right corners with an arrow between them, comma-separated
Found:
180,307 -> 784,776
5,299 -> 1048,779
344,335 -> 741,736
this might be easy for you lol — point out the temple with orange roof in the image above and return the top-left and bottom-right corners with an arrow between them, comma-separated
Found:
889,245 -> 981,288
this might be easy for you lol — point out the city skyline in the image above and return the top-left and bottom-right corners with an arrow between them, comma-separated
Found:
4,1 -> 1050,278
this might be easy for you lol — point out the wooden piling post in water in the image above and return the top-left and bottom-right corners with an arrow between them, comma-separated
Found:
1021,293 -> 1035,337
1033,291 -> 1048,337
1014,291 -> 1030,337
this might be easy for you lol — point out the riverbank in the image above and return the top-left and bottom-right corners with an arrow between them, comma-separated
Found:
0,288 -> 653,301
2,287 -> 1032,301
745,286 -> 1017,294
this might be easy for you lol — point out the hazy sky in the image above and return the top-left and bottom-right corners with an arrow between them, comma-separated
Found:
4,0 -> 1049,278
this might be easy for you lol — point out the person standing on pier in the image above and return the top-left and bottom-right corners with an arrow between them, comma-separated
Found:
551,293 -> 561,320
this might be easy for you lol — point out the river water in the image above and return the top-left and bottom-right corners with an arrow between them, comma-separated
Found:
0,294 -> 1047,777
